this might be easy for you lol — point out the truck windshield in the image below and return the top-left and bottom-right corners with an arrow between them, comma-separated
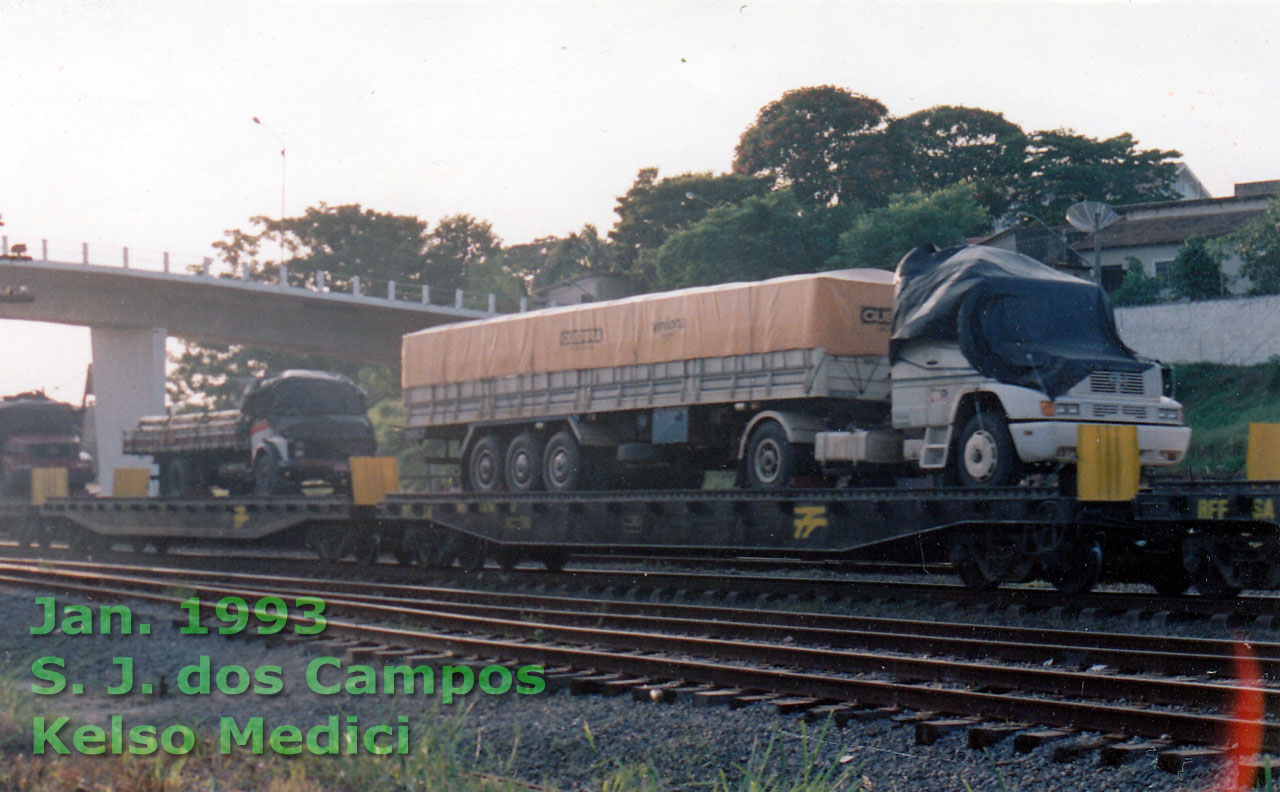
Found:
269,382 -> 365,416
976,286 -> 1113,351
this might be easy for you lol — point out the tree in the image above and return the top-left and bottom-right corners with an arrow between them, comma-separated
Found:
609,168 -> 770,285
652,191 -> 844,288
531,224 -> 617,290
1230,196 -> 1280,295
886,105 -> 1027,216
171,205 -> 516,407
1170,236 -> 1225,301
733,86 -> 893,208
1111,256 -> 1164,306
424,213 -> 504,293
1008,130 -> 1181,221
826,183 -> 990,271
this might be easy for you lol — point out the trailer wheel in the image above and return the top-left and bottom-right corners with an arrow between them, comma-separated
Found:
744,422 -> 796,489
466,435 -> 505,492
505,433 -> 544,492
954,412 -> 1021,487
542,430 -> 584,491
163,457 -> 201,497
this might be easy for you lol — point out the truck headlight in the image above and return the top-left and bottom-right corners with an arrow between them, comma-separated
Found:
1055,402 -> 1081,416
1157,407 -> 1181,422
290,440 -> 306,458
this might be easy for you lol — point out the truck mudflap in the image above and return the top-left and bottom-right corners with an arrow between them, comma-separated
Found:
378,489 -> 1081,555
1008,421 -> 1191,465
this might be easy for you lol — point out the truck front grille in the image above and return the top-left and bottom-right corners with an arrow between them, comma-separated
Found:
1088,370 -> 1146,395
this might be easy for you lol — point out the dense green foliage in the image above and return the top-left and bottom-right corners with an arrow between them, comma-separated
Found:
1007,130 -> 1181,221
1170,235 -> 1225,300
886,105 -> 1027,216
1110,256 -> 1163,306
827,183 -> 989,271
732,86 -> 891,208
653,192 -> 847,287
1230,196 -> 1280,295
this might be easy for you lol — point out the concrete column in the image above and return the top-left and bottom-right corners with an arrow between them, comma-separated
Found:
90,327 -> 166,495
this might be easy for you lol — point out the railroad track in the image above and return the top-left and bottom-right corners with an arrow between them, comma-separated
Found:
0,556 -> 1276,768
7,541 -> 1280,626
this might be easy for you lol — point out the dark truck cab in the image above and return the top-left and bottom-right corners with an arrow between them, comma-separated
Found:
0,392 -> 94,496
125,370 -> 377,496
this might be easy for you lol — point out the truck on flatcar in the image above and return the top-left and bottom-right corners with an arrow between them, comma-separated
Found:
401,244 -> 1189,491
123,370 -> 377,496
0,392 -> 94,495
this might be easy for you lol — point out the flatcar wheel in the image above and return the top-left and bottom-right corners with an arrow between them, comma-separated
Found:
949,539 -> 997,591
309,525 -> 348,564
538,549 -> 566,573
452,536 -> 487,572
404,528 -> 444,569
1045,537 -> 1102,595
1148,566 -> 1192,597
1183,536 -> 1241,597
495,546 -> 522,570
68,530 -> 109,558
350,533 -> 379,566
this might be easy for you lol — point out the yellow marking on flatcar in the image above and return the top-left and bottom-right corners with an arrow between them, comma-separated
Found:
1253,498 -> 1276,521
1196,499 -> 1229,519
793,505 -> 828,540
478,502 -> 498,514
233,506 -> 249,530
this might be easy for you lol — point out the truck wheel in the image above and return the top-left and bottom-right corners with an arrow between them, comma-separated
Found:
466,435 -> 505,492
744,422 -> 796,489
542,430 -> 584,491
253,453 -> 295,496
954,412 -> 1021,487
504,433 -> 544,492
163,458 -> 199,497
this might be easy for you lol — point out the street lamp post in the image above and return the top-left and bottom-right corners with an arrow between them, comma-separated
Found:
252,116 -> 287,266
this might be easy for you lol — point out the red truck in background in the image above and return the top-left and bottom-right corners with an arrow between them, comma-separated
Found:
0,392 -> 94,496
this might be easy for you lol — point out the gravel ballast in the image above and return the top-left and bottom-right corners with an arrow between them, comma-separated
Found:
0,588 -> 1243,790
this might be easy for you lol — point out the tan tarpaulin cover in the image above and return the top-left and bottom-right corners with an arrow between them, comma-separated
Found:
403,269 -> 895,388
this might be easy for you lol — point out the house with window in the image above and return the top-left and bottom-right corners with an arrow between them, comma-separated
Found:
985,171 -> 1277,294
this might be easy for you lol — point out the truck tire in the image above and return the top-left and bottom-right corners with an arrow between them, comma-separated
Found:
163,457 -> 202,497
466,434 -> 505,492
253,452 -> 296,496
504,433 -> 544,492
954,412 -> 1021,487
542,430 -> 583,492
744,421 -> 796,489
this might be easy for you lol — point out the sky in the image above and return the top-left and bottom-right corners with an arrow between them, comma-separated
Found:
2,0 -> 1280,402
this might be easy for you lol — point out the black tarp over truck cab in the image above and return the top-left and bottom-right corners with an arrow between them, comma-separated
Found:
890,245 -> 1149,399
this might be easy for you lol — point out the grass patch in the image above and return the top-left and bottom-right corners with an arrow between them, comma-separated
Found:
1172,360 -> 1280,475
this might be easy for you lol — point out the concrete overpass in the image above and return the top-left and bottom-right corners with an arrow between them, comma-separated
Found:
0,240 -> 520,492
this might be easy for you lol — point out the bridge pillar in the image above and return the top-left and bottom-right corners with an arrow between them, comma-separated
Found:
90,327 -> 166,495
